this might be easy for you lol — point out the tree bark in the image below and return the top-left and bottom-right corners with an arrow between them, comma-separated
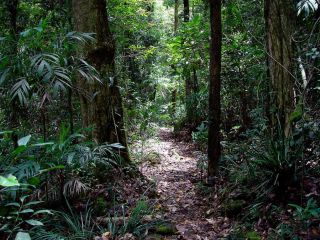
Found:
265,0 -> 295,138
207,0 -> 222,184
174,0 -> 179,34
5,0 -> 19,148
5,0 -> 19,36
183,0 -> 190,22
183,0 -> 194,128
72,0 -> 129,161
67,88 -> 74,134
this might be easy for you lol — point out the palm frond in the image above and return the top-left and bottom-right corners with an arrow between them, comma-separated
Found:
7,161 -> 41,180
0,68 -> 10,86
63,179 -> 90,198
65,32 -> 95,44
74,57 -> 101,83
10,78 -> 30,105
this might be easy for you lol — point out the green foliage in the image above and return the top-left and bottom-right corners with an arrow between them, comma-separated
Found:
31,203 -> 98,240
107,199 -> 159,238
192,122 -> 208,147
0,174 -> 19,187
290,198 -> 320,222
1,0 -> 320,239
297,0 -> 319,16
0,26 -> 98,107
0,192 -> 52,239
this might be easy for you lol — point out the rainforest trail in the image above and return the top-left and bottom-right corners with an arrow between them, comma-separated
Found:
139,128 -> 232,239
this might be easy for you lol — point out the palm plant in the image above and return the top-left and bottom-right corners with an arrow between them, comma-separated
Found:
250,132 -> 303,200
0,21 -> 99,118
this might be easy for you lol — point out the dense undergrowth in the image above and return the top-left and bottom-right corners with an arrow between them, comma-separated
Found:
190,114 -> 320,239
1,0 -> 320,239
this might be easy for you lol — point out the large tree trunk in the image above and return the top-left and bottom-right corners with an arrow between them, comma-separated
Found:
72,0 -> 129,161
265,0 -> 295,138
207,0 -> 222,184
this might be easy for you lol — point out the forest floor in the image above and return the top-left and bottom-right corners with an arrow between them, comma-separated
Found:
138,128 -> 233,240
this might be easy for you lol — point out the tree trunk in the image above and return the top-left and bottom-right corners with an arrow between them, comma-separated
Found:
171,89 -> 177,116
5,0 -> 19,36
265,0 -> 295,138
174,0 -> 179,34
171,0 -> 179,119
72,0 -> 129,161
5,0 -> 19,148
207,0 -> 222,184
192,67 -> 199,94
67,88 -> 74,134
183,0 -> 194,128
240,90 -> 251,131
183,0 -> 190,22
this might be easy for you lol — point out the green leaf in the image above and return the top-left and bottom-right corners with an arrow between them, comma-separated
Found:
33,209 -> 53,215
109,143 -> 125,149
0,68 -> 9,86
20,29 -> 31,37
25,219 -> 44,226
245,231 -> 261,240
12,146 -> 27,155
39,165 -> 65,174
9,211 -> 19,215
25,201 -> 43,207
0,175 -> 20,187
27,177 -> 41,186
20,209 -> 34,214
5,202 -> 20,207
0,224 -> 9,231
18,135 -> 31,146
289,102 -> 303,123
15,232 -> 31,240
32,142 -> 54,147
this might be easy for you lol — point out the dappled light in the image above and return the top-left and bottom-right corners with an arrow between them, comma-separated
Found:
1,0 -> 320,239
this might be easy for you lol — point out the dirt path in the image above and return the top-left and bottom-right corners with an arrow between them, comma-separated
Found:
139,128 -> 231,240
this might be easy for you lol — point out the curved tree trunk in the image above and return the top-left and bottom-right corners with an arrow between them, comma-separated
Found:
72,0 -> 129,161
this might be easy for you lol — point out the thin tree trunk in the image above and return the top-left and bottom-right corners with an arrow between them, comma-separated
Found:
265,0 -> 295,138
68,88 -> 74,134
171,89 -> 177,116
41,108 -> 47,142
207,0 -> 222,184
183,0 -> 190,22
5,0 -> 19,148
183,0 -> 193,127
172,0 -> 179,118
174,0 -> 179,34
192,67 -> 199,93
72,0 -> 129,161
240,90 -> 251,131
